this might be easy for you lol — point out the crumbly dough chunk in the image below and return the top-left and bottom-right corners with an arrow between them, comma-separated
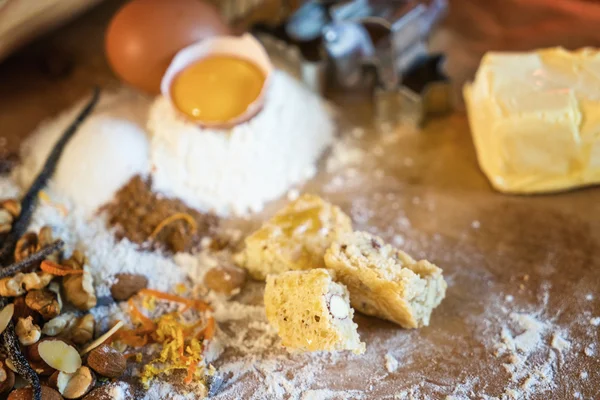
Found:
236,194 -> 352,280
264,269 -> 365,354
324,231 -> 447,329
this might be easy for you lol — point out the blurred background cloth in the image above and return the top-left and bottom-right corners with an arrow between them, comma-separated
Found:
433,0 -> 600,103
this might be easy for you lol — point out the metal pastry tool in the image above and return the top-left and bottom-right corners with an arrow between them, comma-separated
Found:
266,0 -> 452,124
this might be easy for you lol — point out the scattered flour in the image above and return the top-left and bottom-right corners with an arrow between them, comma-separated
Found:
590,317 -> 600,326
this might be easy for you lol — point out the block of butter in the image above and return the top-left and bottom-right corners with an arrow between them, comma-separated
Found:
464,47 -> 600,193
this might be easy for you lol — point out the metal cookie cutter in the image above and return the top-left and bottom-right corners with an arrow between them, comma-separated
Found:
285,0 -> 452,125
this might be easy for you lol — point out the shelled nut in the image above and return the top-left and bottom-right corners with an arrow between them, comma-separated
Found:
7,385 -> 62,400
38,339 -> 82,373
57,366 -> 95,399
63,267 -> 96,311
203,264 -> 247,296
328,295 -> 349,319
86,344 -> 126,378
69,315 -> 95,345
14,232 -> 38,262
0,360 -> 15,394
0,209 -> 13,234
26,289 -> 61,320
1,199 -> 21,218
110,273 -> 148,301
15,316 -> 41,346
43,313 -> 77,337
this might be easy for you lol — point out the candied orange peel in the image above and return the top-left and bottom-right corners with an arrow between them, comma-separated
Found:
149,213 -> 198,240
40,260 -> 84,276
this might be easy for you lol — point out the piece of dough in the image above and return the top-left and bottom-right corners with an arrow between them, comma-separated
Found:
236,194 -> 352,280
264,268 -> 365,354
325,231 -> 447,329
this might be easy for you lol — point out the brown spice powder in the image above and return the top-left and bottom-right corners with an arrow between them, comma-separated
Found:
103,176 -> 219,253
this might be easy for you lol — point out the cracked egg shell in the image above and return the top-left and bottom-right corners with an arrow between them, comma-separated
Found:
161,34 -> 274,129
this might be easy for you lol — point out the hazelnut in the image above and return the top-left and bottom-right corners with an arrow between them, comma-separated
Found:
110,273 -> 148,301
7,385 -> 62,400
57,366 -> 95,399
86,344 -> 126,378
0,361 -> 15,393
204,264 -> 247,296
26,289 -> 61,320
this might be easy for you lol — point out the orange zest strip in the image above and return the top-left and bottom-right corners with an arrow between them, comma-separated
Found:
149,213 -> 198,240
184,363 -> 197,385
128,298 -> 156,331
199,316 -> 216,341
40,260 -> 84,276
139,289 -> 212,312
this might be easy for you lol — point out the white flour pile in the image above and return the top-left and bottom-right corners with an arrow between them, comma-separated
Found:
14,90 -> 151,216
149,70 -> 334,217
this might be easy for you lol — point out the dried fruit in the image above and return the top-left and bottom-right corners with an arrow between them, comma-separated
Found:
0,360 -> 16,393
110,273 -> 148,301
0,304 -> 15,335
86,344 -> 126,378
7,385 -> 62,400
203,264 -> 247,296
57,366 -> 95,399
80,321 -> 124,355
328,295 -> 349,319
14,232 -> 39,262
26,289 -> 61,320
69,315 -> 94,345
38,340 -> 81,373
63,267 -> 96,311
15,317 -> 42,346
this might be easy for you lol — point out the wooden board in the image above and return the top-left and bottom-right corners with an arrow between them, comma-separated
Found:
0,1 -> 598,398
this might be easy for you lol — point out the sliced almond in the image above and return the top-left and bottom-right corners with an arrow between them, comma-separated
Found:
38,339 -> 81,373
0,304 -> 14,335
80,320 -> 123,355
328,295 -> 349,319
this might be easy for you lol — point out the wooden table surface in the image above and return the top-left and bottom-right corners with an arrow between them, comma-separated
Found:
0,1 -> 599,399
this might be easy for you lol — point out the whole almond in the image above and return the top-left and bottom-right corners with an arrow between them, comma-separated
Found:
86,344 -> 126,378
7,385 -> 62,400
110,274 -> 148,301
203,264 -> 247,296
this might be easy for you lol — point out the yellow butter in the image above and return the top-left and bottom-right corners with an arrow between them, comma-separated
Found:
464,47 -> 600,193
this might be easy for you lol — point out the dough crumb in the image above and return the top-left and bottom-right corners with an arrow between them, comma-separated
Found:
385,353 -> 399,373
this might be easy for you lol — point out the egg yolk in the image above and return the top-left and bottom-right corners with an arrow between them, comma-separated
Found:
170,55 -> 266,123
